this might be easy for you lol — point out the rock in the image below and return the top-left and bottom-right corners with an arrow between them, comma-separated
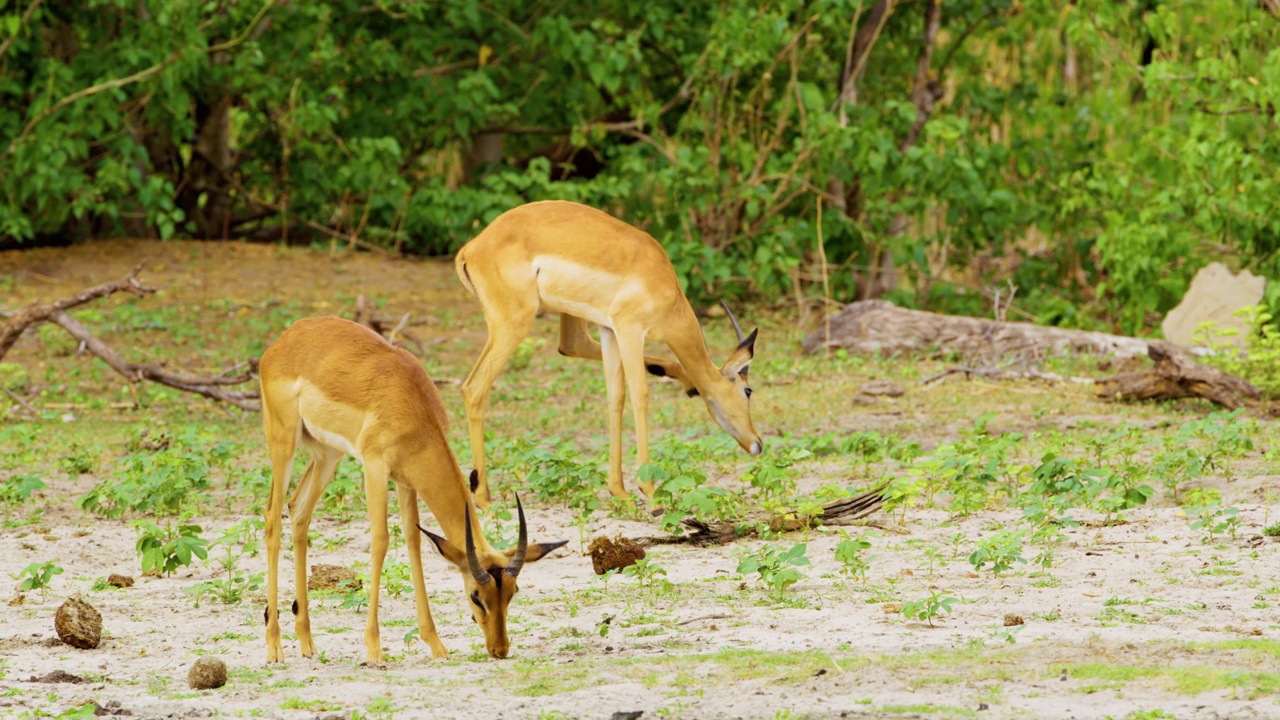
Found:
860,379 -> 905,397
1161,262 -> 1265,348
309,564 -> 360,592
588,535 -> 646,575
188,657 -> 228,690
1003,613 -> 1024,627
107,574 -> 134,589
54,595 -> 102,649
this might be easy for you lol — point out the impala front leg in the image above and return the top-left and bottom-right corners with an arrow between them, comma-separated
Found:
363,460 -> 391,664
395,484 -> 449,659
616,325 -> 655,498
599,327 -> 629,498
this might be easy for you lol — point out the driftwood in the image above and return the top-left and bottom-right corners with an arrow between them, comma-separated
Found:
802,300 -> 1150,359
1094,340 -> 1260,409
1,264 -> 262,412
645,481 -> 889,546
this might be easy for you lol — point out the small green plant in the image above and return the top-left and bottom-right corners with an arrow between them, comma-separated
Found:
12,560 -> 63,598
736,543 -> 810,598
79,428 -> 224,518
900,589 -> 957,627
1183,489 -> 1241,543
1263,522 -> 1280,537
834,531 -> 873,583
508,337 -> 546,371
0,473 -> 46,521
186,517 -> 263,602
621,556 -> 671,598
968,530 -> 1027,576
133,514 -> 209,577
59,443 -> 96,477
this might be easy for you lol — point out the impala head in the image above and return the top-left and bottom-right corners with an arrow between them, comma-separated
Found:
702,301 -> 763,457
419,492 -> 566,658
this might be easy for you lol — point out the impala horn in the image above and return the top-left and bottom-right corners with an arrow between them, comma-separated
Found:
505,494 -> 530,578
720,299 -> 745,343
464,511 -> 492,586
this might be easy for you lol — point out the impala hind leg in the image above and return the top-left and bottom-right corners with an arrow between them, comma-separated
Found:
599,327 -> 629,498
289,446 -> 342,658
614,324 -> 655,498
362,459 -> 392,664
461,301 -> 537,510
262,394 -> 298,664
395,484 -> 449,659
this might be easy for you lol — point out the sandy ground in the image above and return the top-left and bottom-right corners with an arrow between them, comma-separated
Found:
2,478 -> 1278,720
1,241 -> 1278,720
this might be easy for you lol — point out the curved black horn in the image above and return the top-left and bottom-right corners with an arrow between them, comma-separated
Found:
464,511 -> 491,586
505,494 -> 530,577
720,299 -> 745,343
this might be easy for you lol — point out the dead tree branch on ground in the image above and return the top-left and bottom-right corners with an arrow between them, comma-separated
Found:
51,313 -> 261,411
2,264 -> 261,412
0,263 -> 155,360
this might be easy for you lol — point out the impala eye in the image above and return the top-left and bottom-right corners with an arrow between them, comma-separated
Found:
470,591 -> 484,611
745,387 -> 753,399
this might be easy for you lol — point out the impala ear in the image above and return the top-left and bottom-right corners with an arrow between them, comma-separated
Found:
646,358 -> 697,396
721,328 -> 758,379
418,523 -> 465,567
505,539 -> 568,564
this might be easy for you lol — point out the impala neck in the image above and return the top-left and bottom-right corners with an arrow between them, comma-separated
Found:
664,306 -> 727,393
412,446 -> 496,558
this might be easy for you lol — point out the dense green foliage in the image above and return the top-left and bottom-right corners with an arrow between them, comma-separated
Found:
2,1 -> 1277,329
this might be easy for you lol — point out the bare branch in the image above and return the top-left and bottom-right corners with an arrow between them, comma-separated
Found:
0,0 -> 44,63
0,263 -> 155,360
51,312 -> 261,411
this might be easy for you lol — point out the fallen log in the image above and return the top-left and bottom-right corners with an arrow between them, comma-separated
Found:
801,300 -> 1150,359
1094,340 -> 1260,409
645,481 -> 889,546
802,300 -> 1258,409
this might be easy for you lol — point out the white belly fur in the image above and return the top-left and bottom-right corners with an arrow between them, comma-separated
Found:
531,255 -> 639,328
302,420 -> 363,464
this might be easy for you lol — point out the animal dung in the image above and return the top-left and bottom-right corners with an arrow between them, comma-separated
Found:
54,595 -> 102,649
106,574 -> 134,588
308,564 -> 361,592
188,657 -> 228,690
588,535 -> 646,575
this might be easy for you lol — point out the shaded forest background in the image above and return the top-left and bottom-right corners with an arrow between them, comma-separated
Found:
1,0 -> 1277,333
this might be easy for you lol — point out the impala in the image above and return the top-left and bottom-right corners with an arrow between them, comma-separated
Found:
259,316 -> 565,664
455,200 -> 763,509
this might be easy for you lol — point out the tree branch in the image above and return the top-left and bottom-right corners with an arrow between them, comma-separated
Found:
51,312 -> 261,411
0,263 -> 155,360
1,0 -> 277,163
0,0 -> 44,63
900,0 -> 943,152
